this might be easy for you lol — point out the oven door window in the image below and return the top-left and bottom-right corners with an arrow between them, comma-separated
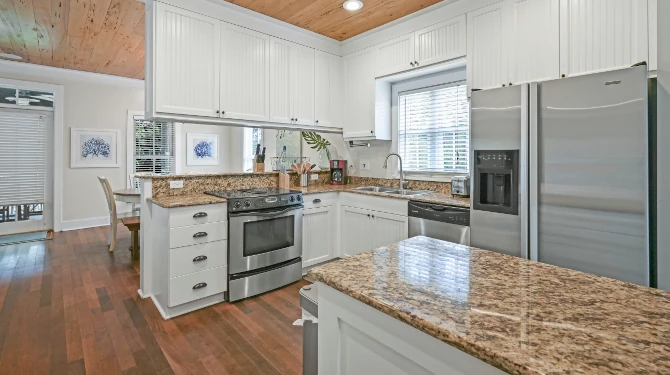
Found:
243,216 -> 295,257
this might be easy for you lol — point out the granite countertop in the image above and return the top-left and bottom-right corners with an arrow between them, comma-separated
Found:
137,172 -> 280,180
149,193 -> 227,208
299,184 -> 471,208
307,236 -> 670,375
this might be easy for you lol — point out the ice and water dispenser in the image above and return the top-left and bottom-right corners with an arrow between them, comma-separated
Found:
472,150 -> 519,215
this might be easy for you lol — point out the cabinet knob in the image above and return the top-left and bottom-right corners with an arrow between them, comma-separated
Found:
414,61 -> 418,66
502,84 -> 506,87
561,74 -> 566,78
222,110 -> 225,115
509,82 -> 513,86
410,62 -> 414,67
313,199 -> 321,203
216,110 -> 220,114
316,120 -> 319,123
367,214 -> 370,218
192,282 -> 208,290
295,118 -> 298,122
372,215 -> 375,219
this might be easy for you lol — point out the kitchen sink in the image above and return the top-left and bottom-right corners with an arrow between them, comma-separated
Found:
350,186 -> 433,197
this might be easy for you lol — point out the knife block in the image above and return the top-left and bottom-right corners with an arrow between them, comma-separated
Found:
253,162 -> 265,173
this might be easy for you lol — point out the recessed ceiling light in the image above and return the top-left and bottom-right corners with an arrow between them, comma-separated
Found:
343,0 -> 363,11
0,53 -> 22,60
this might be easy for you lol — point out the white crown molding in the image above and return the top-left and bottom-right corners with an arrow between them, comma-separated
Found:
0,59 -> 145,88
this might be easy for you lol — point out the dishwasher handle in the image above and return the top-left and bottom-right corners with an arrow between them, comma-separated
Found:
408,201 -> 470,226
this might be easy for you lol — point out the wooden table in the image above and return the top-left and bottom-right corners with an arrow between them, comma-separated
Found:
121,216 -> 141,260
113,188 -> 141,204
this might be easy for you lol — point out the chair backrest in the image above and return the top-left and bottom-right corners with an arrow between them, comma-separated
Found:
129,172 -> 152,189
97,176 -> 117,223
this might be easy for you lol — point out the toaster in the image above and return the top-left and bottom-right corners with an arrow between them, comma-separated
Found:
451,176 -> 470,197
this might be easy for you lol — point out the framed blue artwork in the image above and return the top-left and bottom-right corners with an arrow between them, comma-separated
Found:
70,128 -> 120,168
186,133 -> 219,166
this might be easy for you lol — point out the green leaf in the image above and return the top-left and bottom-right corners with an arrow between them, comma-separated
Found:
301,132 -> 330,152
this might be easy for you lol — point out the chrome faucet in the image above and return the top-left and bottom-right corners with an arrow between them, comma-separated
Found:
383,153 -> 408,189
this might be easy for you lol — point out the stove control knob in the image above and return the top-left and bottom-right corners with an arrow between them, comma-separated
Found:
244,201 -> 251,208
296,195 -> 301,202
289,196 -> 295,202
233,201 -> 242,209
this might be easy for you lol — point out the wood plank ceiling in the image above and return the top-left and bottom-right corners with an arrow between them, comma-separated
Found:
0,0 -> 444,80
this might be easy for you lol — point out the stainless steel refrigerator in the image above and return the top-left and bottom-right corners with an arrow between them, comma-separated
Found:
470,65 -> 654,287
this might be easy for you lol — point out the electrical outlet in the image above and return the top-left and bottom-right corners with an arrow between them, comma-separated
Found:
170,180 -> 184,189
311,173 -> 319,181
360,160 -> 370,170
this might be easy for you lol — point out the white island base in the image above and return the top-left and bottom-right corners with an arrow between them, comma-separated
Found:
318,284 -> 506,375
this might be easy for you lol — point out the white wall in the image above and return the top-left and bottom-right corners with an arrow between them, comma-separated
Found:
0,60 -> 143,230
175,123 -> 234,174
656,0 -> 670,290
263,129 -> 352,172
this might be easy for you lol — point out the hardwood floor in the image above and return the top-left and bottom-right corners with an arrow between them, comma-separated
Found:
0,226 -> 308,374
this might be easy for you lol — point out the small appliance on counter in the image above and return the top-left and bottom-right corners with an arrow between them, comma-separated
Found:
451,176 -> 470,197
330,160 -> 347,185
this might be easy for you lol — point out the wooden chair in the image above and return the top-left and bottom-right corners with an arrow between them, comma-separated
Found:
98,176 -> 139,252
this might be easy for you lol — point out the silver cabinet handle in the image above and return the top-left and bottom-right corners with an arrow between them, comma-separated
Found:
192,283 -> 207,290
193,255 -> 208,262
313,199 -> 321,203
410,62 -> 414,67
193,232 -> 208,238
193,212 -> 208,218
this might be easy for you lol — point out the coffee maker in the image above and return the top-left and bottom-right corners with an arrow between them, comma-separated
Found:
330,160 -> 347,185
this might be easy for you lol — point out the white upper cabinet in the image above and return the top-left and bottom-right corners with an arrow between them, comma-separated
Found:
507,0 -> 560,84
291,43 -> 315,127
649,0 -> 657,72
314,51 -> 339,128
467,2 -> 508,93
220,23 -> 270,122
374,16 -> 466,78
559,0 -> 648,77
414,15 -> 467,67
269,37 -> 316,126
154,3 -> 220,117
269,38 -> 293,124
375,34 -> 415,77
343,47 -> 379,139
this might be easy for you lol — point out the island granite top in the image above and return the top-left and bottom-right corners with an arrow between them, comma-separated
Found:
149,194 -> 227,208
307,236 -> 670,375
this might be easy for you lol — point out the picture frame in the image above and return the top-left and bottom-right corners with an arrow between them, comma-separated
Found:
186,133 -> 219,166
70,127 -> 120,168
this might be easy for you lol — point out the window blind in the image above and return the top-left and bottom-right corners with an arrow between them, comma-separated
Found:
398,83 -> 469,173
133,119 -> 175,174
0,111 -> 46,206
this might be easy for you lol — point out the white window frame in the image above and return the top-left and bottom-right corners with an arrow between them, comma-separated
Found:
243,127 -> 264,172
391,68 -> 468,182
126,110 -> 176,185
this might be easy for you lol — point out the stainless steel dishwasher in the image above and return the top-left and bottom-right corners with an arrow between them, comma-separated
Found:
408,201 -> 470,245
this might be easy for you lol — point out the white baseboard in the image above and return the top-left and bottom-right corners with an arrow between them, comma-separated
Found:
60,216 -> 110,231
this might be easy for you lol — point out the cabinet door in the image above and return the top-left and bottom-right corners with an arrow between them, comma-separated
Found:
291,43 -> 315,126
269,37 -> 293,124
370,211 -> 408,250
559,0 -> 648,77
343,47 -> 376,139
220,23 -> 270,122
649,0 -> 657,72
315,50 -> 335,128
374,33 -> 415,77
467,2 -> 508,94
507,0 -> 560,84
303,206 -> 334,267
414,15 -> 467,68
341,206 -> 372,257
154,3 -> 220,117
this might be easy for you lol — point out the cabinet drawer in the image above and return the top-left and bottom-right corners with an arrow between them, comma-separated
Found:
303,192 -> 337,209
169,204 -> 228,228
170,240 -> 227,278
169,221 -> 228,249
169,266 -> 227,307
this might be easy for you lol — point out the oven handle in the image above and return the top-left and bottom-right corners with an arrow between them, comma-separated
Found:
229,205 -> 303,218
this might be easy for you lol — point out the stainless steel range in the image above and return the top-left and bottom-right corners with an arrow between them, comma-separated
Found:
205,188 -> 303,301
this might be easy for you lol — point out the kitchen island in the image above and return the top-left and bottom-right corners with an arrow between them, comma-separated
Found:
307,236 -> 670,375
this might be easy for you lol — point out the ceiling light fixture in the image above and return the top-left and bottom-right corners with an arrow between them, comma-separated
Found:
343,0 -> 363,11
0,53 -> 22,60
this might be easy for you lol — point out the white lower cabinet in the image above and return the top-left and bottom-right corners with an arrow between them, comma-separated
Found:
303,205 -> 335,267
340,205 -> 408,257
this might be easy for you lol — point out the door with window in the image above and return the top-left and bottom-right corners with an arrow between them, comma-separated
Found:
0,108 -> 53,235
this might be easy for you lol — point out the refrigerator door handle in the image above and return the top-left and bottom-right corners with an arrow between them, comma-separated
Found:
520,84 -> 530,260
528,82 -> 539,261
